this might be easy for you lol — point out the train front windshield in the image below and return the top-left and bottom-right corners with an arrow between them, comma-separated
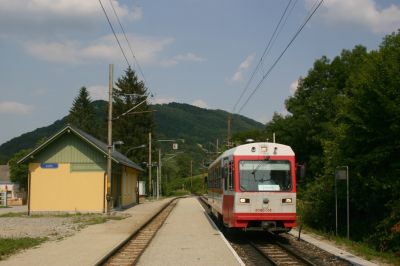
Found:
239,160 -> 292,191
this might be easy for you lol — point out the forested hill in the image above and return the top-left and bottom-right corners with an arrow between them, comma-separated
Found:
153,102 -> 263,144
0,101 -> 263,162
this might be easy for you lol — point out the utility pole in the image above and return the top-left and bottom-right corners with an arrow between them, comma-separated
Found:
106,64 -> 113,214
148,132 -> 152,197
157,148 -> 161,199
159,148 -> 162,197
227,114 -> 232,148
190,160 -> 193,193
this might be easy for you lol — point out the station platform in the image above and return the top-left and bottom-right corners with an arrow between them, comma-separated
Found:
289,229 -> 379,266
0,198 -> 175,266
0,197 -> 243,266
137,197 -> 243,266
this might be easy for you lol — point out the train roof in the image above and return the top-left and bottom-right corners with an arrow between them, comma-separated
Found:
210,142 -> 294,168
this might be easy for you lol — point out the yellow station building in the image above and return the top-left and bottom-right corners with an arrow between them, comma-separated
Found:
18,125 -> 143,214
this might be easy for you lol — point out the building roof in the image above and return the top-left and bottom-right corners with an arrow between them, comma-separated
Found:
18,125 -> 144,171
0,165 -> 10,184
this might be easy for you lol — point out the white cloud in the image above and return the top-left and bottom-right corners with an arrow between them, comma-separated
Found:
87,86 -> 108,101
174,53 -> 206,62
25,41 -> 84,64
289,80 -> 299,94
230,54 -> 255,83
160,52 -> 206,67
151,97 -> 176,105
160,59 -> 179,67
0,0 -> 141,36
0,101 -> 34,115
192,99 -> 208,109
24,34 -> 175,65
313,0 -> 400,33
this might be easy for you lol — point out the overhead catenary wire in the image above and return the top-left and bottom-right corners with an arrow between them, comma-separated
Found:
261,0 -> 298,73
232,0 -> 297,114
98,0 -> 155,100
107,0 -> 149,89
237,0 -> 324,114
98,0 -> 131,68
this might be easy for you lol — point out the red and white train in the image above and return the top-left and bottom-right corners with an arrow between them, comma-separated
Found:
207,142 -> 297,232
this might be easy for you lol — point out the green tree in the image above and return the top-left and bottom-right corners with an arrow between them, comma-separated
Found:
112,67 -> 154,166
68,87 -> 100,138
332,31 -> 400,248
9,149 -> 32,189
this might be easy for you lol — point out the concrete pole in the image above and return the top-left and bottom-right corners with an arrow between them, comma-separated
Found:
335,172 -> 338,236
227,114 -> 231,148
346,166 -> 350,240
190,160 -> 193,193
148,132 -> 152,197
106,64 -> 113,214
159,148 -> 162,197
156,159 -> 159,200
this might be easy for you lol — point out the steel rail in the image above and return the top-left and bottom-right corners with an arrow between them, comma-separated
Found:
249,239 -> 315,266
96,197 -> 179,266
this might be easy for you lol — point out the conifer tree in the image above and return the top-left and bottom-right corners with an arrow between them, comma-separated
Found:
68,87 -> 100,137
112,67 -> 154,165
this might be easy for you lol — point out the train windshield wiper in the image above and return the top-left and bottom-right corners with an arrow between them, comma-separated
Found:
251,156 -> 270,179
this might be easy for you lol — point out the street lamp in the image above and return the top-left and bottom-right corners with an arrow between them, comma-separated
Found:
112,140 -> 124,152
125,144 -> 146,156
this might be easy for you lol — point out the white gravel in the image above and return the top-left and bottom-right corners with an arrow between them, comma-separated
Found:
0,206 -> 127,241
0,217 -> 78,240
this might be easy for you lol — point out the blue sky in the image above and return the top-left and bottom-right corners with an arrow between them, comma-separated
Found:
1,0 -> 400,145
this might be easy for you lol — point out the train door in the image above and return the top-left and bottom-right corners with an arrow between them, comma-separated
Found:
222,157 -> 234,226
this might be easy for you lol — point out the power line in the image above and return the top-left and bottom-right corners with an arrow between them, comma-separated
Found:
107,0 -> 149,87
232,0 -> 296,113
237,0 -> 324,114
99,0 -> 154,98
98,0 -> 131,68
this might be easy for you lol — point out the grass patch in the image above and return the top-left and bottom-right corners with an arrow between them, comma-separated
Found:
0,206 -> 10,209
0,237 -> 47,260
299,225 -> 400,265
0,212 -> 26,218
0,212 -> 128,220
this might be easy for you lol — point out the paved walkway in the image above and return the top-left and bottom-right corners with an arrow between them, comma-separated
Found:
137,197 -> 243,266
0,198 -> 173,266
289,229 -> 379,266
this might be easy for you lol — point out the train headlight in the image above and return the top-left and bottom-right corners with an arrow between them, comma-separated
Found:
239,198 -> 250,203
282,198 -> 293,204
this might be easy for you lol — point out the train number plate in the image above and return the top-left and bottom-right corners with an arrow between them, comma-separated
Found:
255,208 -> 272,213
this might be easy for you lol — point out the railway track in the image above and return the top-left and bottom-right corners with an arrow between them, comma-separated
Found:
97,199 -> 178,266
249,238 -> 316,266
197,196 -> 317,266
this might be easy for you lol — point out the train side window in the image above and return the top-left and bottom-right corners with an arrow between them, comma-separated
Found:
223,167 -> 228,190
228,161 -> 234,190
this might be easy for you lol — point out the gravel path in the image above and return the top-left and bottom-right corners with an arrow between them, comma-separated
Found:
0,217 -> 79,240
0,206 -> 128,241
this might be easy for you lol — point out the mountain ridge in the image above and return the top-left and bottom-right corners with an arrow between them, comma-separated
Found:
0,101 -> 264,162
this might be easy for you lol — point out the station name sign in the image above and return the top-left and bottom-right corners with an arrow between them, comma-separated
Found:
40,163 -> 59,169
